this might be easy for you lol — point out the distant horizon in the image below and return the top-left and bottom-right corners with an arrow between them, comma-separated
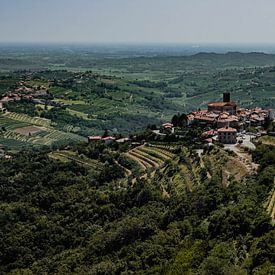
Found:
1,41 -> 275,46
1,42 -> 275,55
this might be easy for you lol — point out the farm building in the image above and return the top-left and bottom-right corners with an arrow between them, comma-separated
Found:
160,123 -> 174,134
87,136 -> 102,142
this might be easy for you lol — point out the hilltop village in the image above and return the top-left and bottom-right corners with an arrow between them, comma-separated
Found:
0,81 -> 66,110
158,92 -> 274,145
88,92 -> 274,147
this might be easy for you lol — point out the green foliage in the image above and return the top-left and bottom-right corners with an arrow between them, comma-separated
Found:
4,100 -> 38,117
0,56 -> 274,273
165,240 -> 206,274
0,144 -> 273,273
2,51 -> 275,138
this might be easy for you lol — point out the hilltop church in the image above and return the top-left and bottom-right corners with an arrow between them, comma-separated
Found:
207,92 -> 237,115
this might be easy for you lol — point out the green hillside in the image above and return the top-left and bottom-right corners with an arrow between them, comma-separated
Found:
0,140 -> 274,274
1,52 -> 275,143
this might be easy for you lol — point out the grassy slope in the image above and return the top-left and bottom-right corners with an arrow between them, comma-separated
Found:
203,146 -> 248,186
258,136 -> 275,146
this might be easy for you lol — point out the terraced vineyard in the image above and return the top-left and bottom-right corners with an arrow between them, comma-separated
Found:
147,143 -> 180,155
0,113 -> 86,149
40,129 -> 86,145
0,116 -> 31,130
125,144 -> 175,172
3,130 -> 35,143
145,144 -> 176,158
2,112 -> 52,127
49,150 -> 101,169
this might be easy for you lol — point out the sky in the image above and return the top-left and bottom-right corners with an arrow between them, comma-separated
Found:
0,0 -> 275,44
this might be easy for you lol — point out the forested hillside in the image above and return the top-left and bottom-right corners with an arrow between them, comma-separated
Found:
0,47 -> 274,274
0,141 -> 274,274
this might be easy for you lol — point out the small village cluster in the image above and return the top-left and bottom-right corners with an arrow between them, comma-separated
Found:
160,92 -> 274,144
0,82 -> 65,110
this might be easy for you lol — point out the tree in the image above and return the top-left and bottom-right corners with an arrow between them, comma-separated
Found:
171,114 -> 179,127
102,129 -> 109,138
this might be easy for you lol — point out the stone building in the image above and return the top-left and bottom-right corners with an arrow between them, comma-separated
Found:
208,92 -> 237,115
217,127 -> 237,144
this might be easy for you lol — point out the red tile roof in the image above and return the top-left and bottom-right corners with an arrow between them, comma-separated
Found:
88,136 -> 102,141
202,130 -> 217,137
102,136 -> 116,141
217,127 -> 237,133
194,115 -> 215,122
208,101 -> 236,107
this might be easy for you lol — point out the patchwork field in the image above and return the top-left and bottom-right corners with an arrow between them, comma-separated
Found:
2,112 -> 52,127
14,125 -> 45,136
0,113 -> 86,150
0,115 -> 31,130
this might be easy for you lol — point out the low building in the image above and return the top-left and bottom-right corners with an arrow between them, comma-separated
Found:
217,127 -> 237,144
87,136 -> 102,142
217,115 -> 239,128
202,129 -> 217,138
160,123 -> 173,134
208,102 -> 237,115
87,136 -> 116,144
193,115 -> 216,126
116,137 -> 130,143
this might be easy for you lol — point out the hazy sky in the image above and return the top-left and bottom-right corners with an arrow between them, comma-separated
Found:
0,0 -> 274,44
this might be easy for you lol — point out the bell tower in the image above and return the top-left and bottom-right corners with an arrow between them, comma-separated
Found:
223,92 -> 230,102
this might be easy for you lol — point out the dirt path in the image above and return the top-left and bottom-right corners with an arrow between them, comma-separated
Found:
200,157 -> 212,180
223,145 -> 259,175
234,150 -> 259,175
196,149 -> 211,179
266,186 -> 275,225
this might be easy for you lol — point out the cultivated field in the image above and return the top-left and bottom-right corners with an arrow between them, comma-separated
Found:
49,150 -> 101,170
0,113 -> 86,150
2,112 -> 52,127
14,125 -> 45,136
125,144 -> 175,172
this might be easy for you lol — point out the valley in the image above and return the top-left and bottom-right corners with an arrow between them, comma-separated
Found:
0,49 -> 274,274
0,51 -> 275,151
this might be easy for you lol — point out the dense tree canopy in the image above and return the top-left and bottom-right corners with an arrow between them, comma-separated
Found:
0,143 -> 274,274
